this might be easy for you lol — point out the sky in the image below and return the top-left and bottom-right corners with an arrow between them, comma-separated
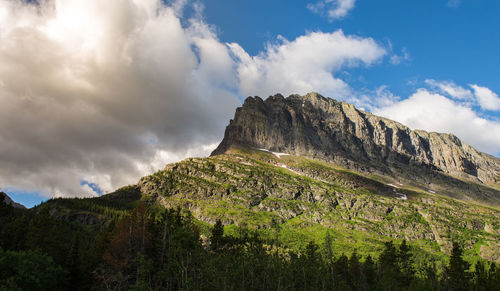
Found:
1,0 -> 499,207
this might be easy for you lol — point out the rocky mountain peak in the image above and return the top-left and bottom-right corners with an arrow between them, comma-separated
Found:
212,93 -> 500,202
1,192 -> 26,209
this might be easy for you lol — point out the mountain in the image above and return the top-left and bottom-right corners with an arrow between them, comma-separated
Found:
36,93 -> 499,262
128,93 -> 500,262
1,192 -> 26,209
212,92 -> 500,205
2,93 -> 499,289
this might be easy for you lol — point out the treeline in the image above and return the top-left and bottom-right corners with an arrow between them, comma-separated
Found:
0,201 -> 499,290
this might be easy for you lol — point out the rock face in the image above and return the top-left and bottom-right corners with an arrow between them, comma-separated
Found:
1,192 -> 26,209
212,93 -> 500,203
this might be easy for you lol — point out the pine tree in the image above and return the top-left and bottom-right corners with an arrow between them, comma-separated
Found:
378,240 -> 401,290
210,219 -> 224,251
348,249 -> 362,290
67,235 -> 81,287
444,241 -> 470,291
304,241 -> 321,289
322,231 -> 335,289
334,254 -> 349,290
398,239 -> 414,287
487,263 -> 499,291
362,255 -> 376,289
472,261 -> 487,291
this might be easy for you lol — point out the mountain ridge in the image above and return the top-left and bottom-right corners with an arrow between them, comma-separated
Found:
211,92 -> 500,205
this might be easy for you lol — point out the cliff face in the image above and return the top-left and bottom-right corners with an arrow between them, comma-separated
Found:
212,93 -> 500,188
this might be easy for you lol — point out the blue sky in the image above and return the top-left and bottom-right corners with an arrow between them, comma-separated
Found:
201,0 -> 499,98
1,0 -> 499,208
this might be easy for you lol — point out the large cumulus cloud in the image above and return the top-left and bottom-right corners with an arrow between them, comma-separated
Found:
0,0 -> 239,197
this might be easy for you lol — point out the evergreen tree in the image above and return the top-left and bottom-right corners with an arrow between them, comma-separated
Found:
398,239 -> 415,287
487,263 -> 499,291
348,249 -> 362,290
362,255 -> 376,289
66,235 -> 81,287
472,261 -> 487,291
444,241 -> 470,291
334,254 -> 350,290
210,219 -> 224,251
0,247 -> 68,290
304,241 -> 321,289
322,231 -> 335,289
378,240 -> 401,290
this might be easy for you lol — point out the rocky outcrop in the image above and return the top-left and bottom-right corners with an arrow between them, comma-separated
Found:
212,93 -> 500,203
1,192 -> 26,209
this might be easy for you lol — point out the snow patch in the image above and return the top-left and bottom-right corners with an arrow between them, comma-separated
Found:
428,190 -> 436,194
257,148 -> 289,158
395,193 -> 407,200
280,164 -> 300,175
387,183 -> 400,188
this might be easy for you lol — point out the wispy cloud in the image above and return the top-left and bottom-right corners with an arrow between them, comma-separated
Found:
424,80 -> 500,111
447,0 -> 461,8
389,47 -> 411,65
470,84 -> 500,111
425,79 -> 474,100
307,0 -> 357,21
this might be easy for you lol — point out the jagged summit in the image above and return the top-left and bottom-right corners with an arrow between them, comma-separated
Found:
212,93 -> 500,202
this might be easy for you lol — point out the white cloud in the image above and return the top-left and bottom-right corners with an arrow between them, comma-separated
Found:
374,89 -> 500,154
423,79 -> 500,111
389,49 -> 410,65
307,0 -> 356,21
470,84 -> 500,111
229,30 -> 386,99
353,85 -> 400,112
0,0 -> 239,197
425,79 -> 473,100
448,0 -> 461,8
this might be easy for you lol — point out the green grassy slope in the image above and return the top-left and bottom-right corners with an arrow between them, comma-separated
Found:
130,147 -> 499,264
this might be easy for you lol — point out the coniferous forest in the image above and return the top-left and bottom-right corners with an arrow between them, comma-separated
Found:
0,197 -> 498,291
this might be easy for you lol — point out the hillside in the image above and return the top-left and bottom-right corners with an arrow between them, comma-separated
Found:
135,147 -> 500,263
